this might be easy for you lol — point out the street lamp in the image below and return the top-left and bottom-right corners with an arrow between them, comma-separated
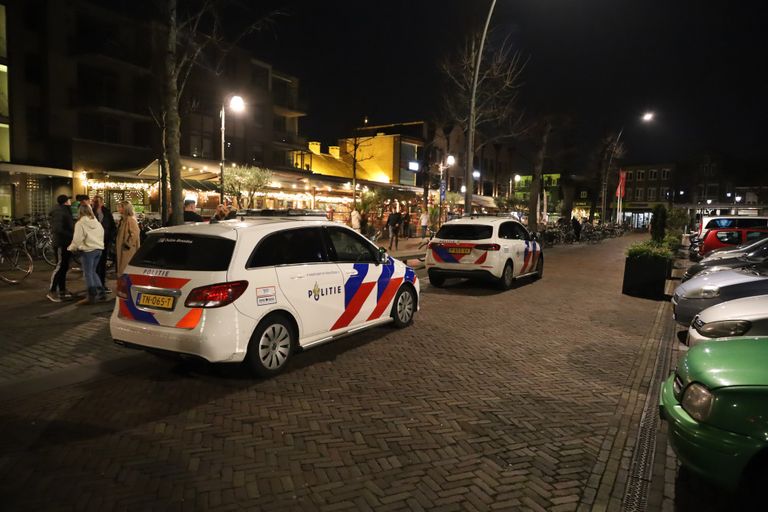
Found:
736,195 -> 742,203
438,155 -> 454,226
601,111 -> 655,223
706,199 -> 712,205
220,95 -> 246,202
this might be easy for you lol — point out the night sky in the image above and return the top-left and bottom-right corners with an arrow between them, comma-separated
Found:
249,0 -> 766,166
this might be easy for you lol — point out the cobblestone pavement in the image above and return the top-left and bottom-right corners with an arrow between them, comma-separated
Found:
0,234 -> 724,511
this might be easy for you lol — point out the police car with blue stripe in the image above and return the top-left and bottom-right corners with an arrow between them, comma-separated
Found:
425,216 -> 543,289
110,211 -> 419,377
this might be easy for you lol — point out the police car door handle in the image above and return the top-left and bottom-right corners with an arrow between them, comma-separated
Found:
290,274 -> 306,280
345,270 -> 358,277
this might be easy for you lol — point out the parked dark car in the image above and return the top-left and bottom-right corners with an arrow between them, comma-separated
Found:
683,239 -> 768,282
696,228 -> 768,258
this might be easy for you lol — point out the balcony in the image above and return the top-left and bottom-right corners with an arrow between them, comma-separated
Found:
272,93 -> 307,117
272,131 -> 305,150
69,89 -> 151,120
69,36 -> 151,72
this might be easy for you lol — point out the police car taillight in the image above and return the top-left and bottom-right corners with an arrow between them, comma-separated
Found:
185,281 -> 249,308
116,275 -> 130,299
475,243 -> 501,251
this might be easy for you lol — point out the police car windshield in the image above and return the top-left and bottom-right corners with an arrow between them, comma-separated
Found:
131,234 -> 235,271
436,224 -> 493,240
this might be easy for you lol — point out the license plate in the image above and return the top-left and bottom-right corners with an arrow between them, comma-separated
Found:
448,247 -> 471,254
137,293 -> 175,310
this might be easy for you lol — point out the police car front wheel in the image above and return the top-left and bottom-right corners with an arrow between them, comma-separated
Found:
247,314 -> 296,377
392,286 -> 416,327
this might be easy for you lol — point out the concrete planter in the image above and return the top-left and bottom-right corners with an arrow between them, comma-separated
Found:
622,256 -> 671,300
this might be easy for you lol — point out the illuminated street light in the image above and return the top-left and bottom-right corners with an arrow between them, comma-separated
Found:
642,111 -> 655,122
514,174 -> 521,183
706,199 -> 712,205
472,170 -> 481,179
736,195 -> 742,203
446,155 -> 456,166
679,190 -> 684,195
220,95 -> 246,202
460,185 -> 467,193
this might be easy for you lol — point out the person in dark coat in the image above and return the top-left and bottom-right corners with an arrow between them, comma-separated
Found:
47,194 -> 75,302
572,216 -> 582,241
387,208 -> 402,251
92,195 -> 117,295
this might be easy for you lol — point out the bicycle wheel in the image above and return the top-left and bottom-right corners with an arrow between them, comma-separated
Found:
0,247 -> 34,284
42,241 -> 57,267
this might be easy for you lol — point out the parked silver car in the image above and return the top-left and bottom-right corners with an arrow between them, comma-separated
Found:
687,294 -> 768,345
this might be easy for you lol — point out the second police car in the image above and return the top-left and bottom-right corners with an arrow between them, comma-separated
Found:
425,216 -> 543,289
109,215 -> 419,377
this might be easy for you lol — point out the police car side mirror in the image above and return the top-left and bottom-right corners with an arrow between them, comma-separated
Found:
378,246 -> 388,265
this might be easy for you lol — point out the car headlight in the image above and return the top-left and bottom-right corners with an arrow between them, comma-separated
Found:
695,319 -> 752,338
681,383 -> 714,421
684,285 -> 720,299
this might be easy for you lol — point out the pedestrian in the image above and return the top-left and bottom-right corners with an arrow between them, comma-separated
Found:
350,208 -> 361,233
387,207 -> 401,251
359,211 -> 368,236
402,208 -> 410,239
116,201 -> 141,276
420,209 -> 430,238
225,203 -> 238,220
47,194 -> 76,302
210,204 -> 228,223
68,203 -> 105,305
572,216 -> 582,241
92,195 -> 116,295
183,199 -> 203,222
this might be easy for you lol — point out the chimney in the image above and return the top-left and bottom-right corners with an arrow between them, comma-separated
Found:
308,141 -> 322,155
328,146 -> 340,159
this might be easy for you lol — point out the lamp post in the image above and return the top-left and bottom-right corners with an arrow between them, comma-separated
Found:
439,155 -> 455,226
220,95 -> 246,202
600,111 -> 655,223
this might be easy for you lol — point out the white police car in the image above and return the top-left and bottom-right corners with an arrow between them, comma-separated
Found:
110,216 -> 419,376
425,216 -> 543,289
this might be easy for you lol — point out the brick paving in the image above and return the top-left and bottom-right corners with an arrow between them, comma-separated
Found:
0,234 -> 715,511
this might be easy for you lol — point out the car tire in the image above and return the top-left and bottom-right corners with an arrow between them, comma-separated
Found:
535,255 -> 544,279
498,261 -> 514,290
428,271 -> 445,288
391,285 -> 416,328
246,313 -> 295,378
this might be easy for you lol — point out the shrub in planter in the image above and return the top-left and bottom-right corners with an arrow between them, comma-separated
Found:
622,241 -> 673,300
663,232 -> 683,252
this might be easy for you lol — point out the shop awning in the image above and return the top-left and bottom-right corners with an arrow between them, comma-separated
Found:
182,179 -> 219,191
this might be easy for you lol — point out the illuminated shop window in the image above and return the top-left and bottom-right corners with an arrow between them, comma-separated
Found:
0,123 -> 9,162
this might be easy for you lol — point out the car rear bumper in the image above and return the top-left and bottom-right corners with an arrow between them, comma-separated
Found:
110,307 -> 252,363
428,268 -> 498,282
659,375 -> 760,491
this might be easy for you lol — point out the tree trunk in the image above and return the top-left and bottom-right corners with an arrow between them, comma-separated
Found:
527,121 -> 551,233
560,180 -> 575,219
164,0 -> 183,226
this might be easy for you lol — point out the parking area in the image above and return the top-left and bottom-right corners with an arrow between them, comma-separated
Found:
0,234 -> 726,511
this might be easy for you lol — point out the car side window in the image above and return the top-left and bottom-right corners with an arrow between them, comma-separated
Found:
498,222 -> 515,239
511,223 -> 530,241
715,231 -> 740,245
326,227 -> 378,263
746,231 -> 768,242
248,227 -> 327,267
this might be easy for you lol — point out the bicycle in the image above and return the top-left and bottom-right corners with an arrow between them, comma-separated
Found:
0,227 -> 34,284
416,227 -> 436,261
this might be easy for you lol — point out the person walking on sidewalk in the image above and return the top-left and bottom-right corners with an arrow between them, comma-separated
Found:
47,194 -> 76,302
92,195 -> 116,296
350,208 -> 361,233
402,207 -> 410,239
68,204 -> 105,305
115,201 -> 140,276
387,207 -> 401,251
420,209 -> 429,239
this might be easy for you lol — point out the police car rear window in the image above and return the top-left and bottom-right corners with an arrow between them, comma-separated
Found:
436,224 -> 493,240
131,234 -> 235,271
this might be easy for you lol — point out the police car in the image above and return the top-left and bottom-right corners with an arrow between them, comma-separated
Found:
109,215 -> 419,376
425,216 -> 543,288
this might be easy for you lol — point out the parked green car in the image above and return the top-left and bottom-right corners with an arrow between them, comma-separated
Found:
659,337 -> 768,491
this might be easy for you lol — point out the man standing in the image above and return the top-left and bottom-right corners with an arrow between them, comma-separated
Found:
183,199 -> 203,222
47,194 -> 75,302
350,208 -> 361,233
92,195 -> 116,295
572,216 -> 582,241
387,207 -> 401,251
420,209 -> 430,238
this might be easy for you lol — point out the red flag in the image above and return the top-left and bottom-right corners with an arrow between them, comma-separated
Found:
616,170 -> 626,198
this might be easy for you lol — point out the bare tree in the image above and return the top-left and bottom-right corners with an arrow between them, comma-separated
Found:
345,128 -> 374,210
441,31 -> 527,210
159,0 -> 279,225
587,132 -> 625,222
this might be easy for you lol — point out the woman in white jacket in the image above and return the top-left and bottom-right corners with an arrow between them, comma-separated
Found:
68,203 -> 105,304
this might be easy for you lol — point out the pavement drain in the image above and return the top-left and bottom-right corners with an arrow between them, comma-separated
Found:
622,305 -> 675,511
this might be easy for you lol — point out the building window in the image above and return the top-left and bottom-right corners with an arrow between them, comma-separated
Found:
659,187 -> 669,200
78,113 -> 121,144
449,176 -> 456,191
0,123 -> 9,162
647,188 -> 656,201
635,188 -> 644,201
0,4 -> 6,59
250,143 -> 264,165
636,170 -> 645,181
648,169 -> 658,181
625,188 -> 632,200
186,114 -> 214,158
0,62 -> 8,118
626,170 -> 633,181
580,191 -> 588,199
661,168 -> 670,180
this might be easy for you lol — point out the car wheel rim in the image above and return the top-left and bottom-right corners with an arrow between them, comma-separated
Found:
258,324 -> 291,370
397,290 -> 414,323
505,265 -> 513,285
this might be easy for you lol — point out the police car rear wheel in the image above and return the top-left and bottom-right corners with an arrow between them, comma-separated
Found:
499,261 -> 514,290
247,314 -> 295,377
428,271 -> 445,288
392,286 -> 415,327
535,255 -> 544,279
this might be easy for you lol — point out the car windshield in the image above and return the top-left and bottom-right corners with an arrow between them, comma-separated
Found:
131,233 -> 235,271
436,224 -> 493,240
736,237 -> 768,251
746,243 -> 768,262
